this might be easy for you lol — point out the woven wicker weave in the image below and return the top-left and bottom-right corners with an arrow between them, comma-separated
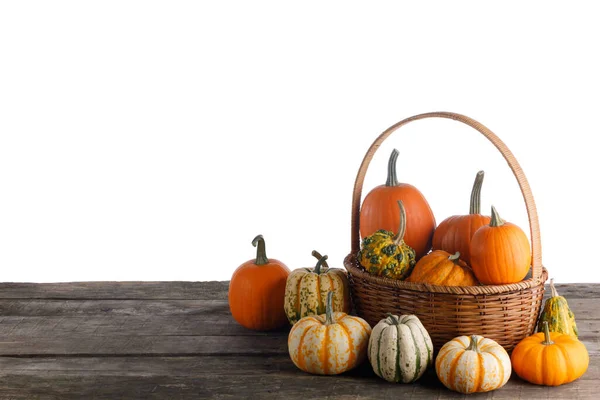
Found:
344,111 -> 548,352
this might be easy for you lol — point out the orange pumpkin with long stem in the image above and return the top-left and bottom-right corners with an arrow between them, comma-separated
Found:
359,149 -> 436,260
432,170 -> 491,265
228,234 -> 290,331
470,206 -> 531,285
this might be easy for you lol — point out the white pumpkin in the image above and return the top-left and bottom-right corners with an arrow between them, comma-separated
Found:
435,335 -> 512,394
288,292 -> 371,375
368,313 -> 434,383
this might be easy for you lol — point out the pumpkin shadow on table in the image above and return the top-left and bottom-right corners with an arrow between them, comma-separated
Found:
344,361 -> 445,390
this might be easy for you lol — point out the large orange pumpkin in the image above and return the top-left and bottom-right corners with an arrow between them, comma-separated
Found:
406,250 -> 478,286
228,235 -> 290,331
432,170 -> 491,265
470,206 -> 531,285
359,149 -> 436,260
511,321 -> 589,386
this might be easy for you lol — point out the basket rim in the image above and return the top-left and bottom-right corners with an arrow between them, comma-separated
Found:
344,253 -> 548,295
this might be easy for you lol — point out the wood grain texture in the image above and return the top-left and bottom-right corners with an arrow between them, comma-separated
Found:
1,297 -> 597,319
0,281 -> 229,300
1,355 -> 597,379
0,281 -> 589,300
0,335 -> 290,356
0,356 -> 597,399
0,299 -> 289,337
0,281 -> 597,399
0,374 -> 596,400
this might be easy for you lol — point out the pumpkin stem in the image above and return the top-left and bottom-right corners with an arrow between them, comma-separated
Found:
549,278 -> 559,298
251,235 -> 269,265
393,200 -> 407,246
466,335 -> 480,352
313,255 -> 329,275
489,206 -> 505,227
449,252 -> 461,263
386,312 -> 399,325
469,170 -> 485,215
385,149 -> 400,187
311,250 -> 329,270
325,291 -> 336,325
541,321 -> 554,345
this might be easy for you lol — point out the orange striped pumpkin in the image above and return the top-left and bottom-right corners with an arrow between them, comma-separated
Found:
288,292 -> 371,375
435,335 -> 511,394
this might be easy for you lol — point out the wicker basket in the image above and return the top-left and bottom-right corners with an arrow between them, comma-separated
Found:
344,111 -> 548,353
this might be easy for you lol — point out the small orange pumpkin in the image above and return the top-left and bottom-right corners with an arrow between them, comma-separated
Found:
228,235 -> 290,331
470,206 -> 531,285
406,250 -> 478,286
511,321 -> 589,386
359,149 -> 436,260
432,171 -> 491,265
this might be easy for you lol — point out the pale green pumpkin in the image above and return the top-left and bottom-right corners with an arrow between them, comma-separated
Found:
359,200 -> 416,280
537,279 -> 578,337
368,313 -> 433,383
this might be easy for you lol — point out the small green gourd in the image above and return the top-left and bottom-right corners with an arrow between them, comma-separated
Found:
358,200 -> 416,280
537,278 -> 578,337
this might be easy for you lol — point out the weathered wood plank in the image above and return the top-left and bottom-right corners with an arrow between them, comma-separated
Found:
0,299 -> 289,337
0,315 -> 290,337
1,298 -> 598,319
542,283 -> 600,299
0,281 -> 229,300
0,333 -> 596,357
0,281 -> 594,301
0,299 -> 229,316
193,374 -> 599,400
0,362 -> 597,400
0,298 -> 597,340
0,335 -> 290,356
0,299 -> 205,316
0,313 -> 597,340
0,355 -> 597,380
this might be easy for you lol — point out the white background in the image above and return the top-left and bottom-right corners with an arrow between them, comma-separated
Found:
0,2 -> 597,283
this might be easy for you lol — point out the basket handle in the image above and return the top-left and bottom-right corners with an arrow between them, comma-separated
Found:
350,111 -> 543,281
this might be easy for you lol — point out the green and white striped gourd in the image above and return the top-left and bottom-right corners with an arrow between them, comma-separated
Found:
368,313 -> 433,383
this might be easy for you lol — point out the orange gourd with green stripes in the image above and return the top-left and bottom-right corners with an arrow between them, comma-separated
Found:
288,292 -> 371,375
284,251 -> 351,325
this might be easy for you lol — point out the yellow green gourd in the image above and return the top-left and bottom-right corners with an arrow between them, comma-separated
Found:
358,200 -> 416,280
284,251 -> 351,325
537,279 -> 578,337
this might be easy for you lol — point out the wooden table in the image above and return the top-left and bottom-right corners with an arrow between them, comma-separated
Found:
0,281 -> 597,399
